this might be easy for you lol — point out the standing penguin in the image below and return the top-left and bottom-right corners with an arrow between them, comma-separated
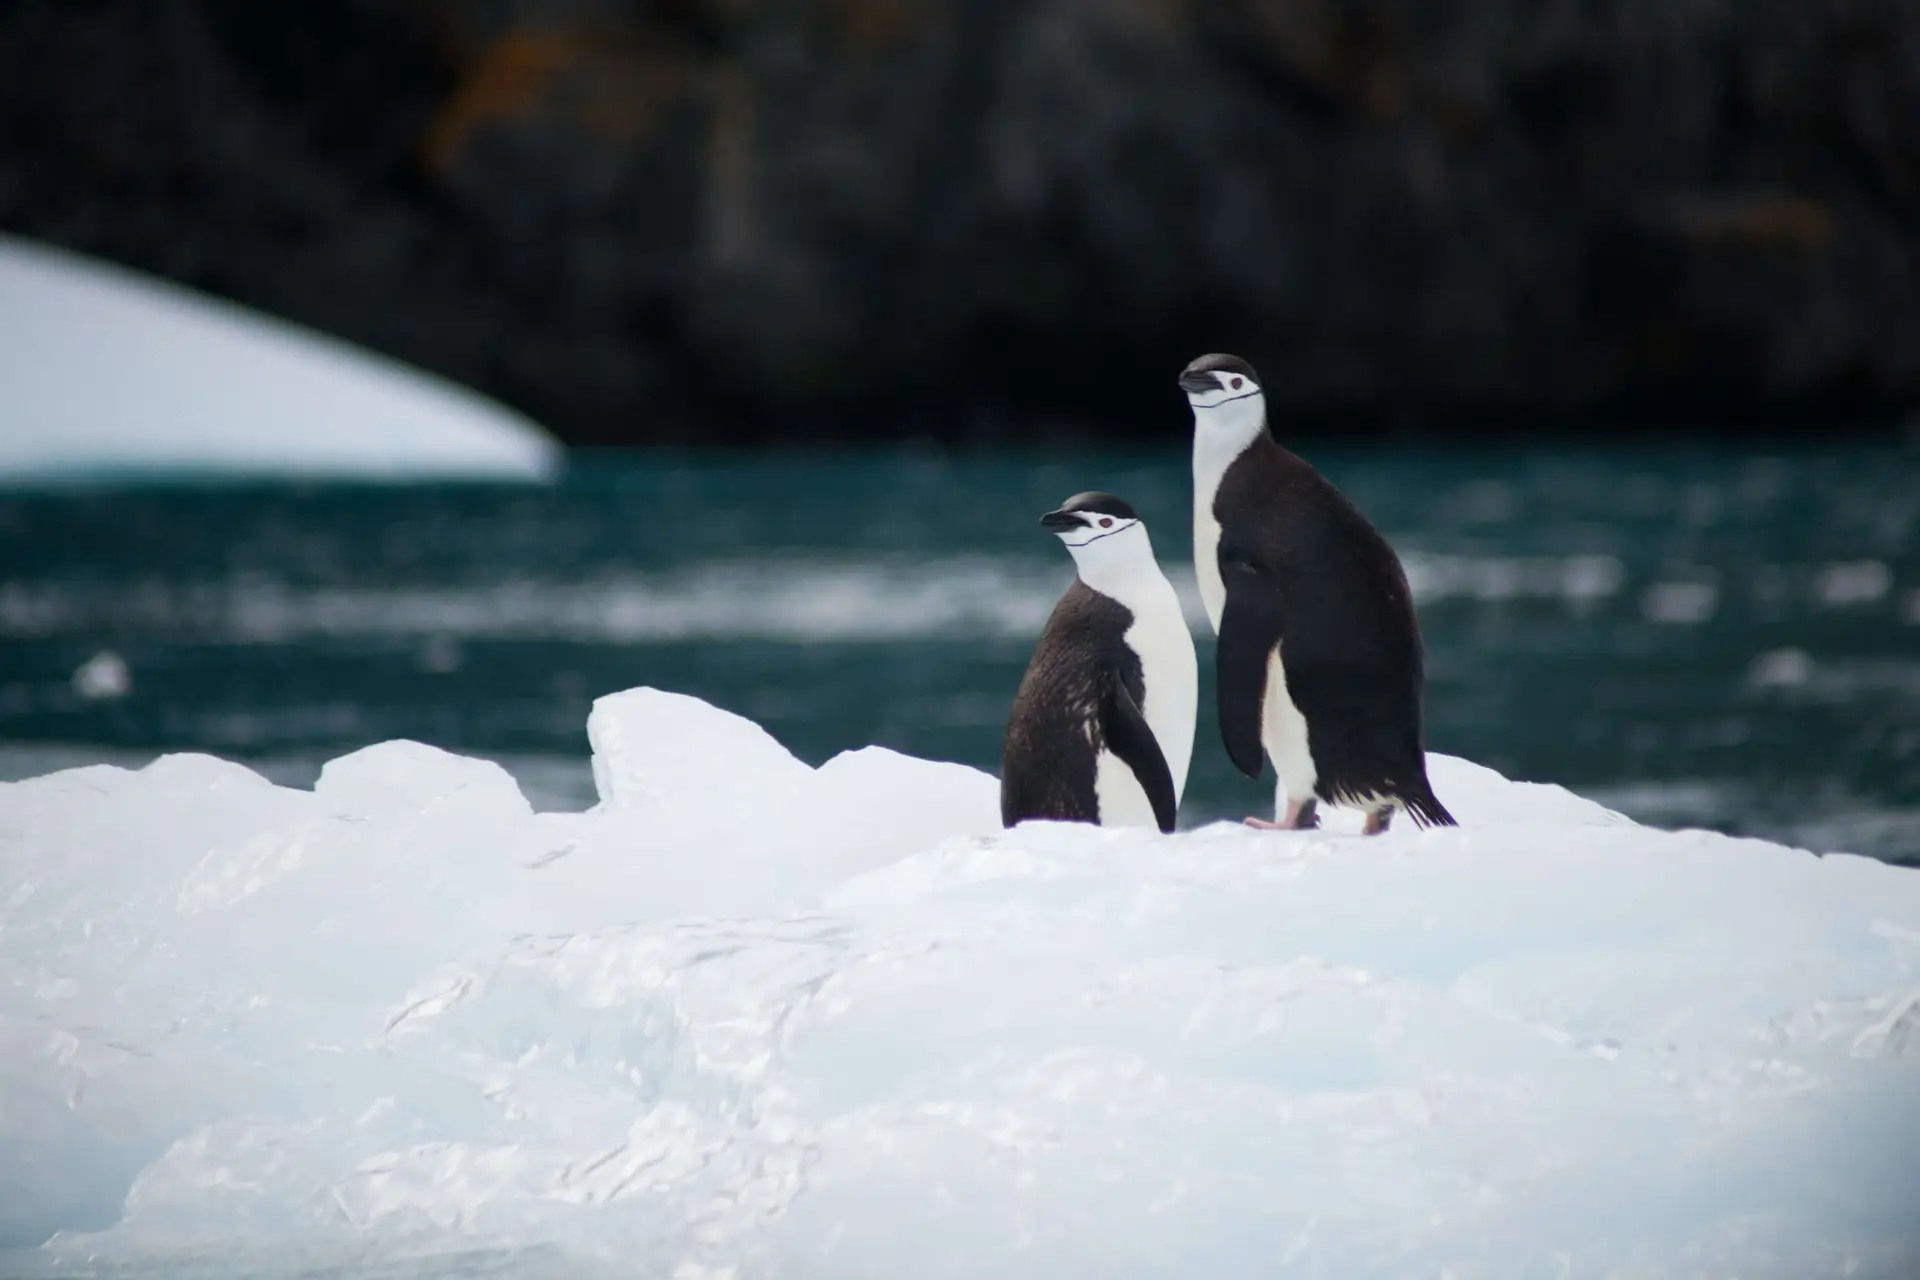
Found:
1002,492 -> 1198,833
1181,352 -> 1455,835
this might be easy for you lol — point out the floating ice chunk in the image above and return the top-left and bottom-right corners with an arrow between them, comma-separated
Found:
0,234 -> 559,485
2,689 -> 1918,1275
71,650 -> 130,700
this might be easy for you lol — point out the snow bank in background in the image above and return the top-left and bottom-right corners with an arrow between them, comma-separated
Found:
1,689 -> 1917,1277
0,235 -> 560,483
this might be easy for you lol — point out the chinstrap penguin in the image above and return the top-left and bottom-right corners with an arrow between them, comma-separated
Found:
1182,352 -> 1455,836
1001,492 -> 1198,833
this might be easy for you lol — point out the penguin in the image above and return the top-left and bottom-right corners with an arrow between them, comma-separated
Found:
1001,492 -> 1198,834
1180,352 -> 1455,836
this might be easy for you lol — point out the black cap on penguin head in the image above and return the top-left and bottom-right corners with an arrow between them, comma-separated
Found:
1039,491 -> 1140,530
1178,353 -> 1261,396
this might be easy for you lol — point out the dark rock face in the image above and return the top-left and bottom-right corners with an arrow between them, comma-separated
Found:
3,0 -> 1917,444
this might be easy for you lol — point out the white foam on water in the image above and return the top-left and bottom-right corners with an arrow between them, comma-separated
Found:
0,561 -> 1066,645
0,552 -> 1643,649
1,689 -> 1917,1277
0,235 -> 559,484
1399,551 -> 1627,606
1817,561 -> 1892,607
1641,579 -> 1719,625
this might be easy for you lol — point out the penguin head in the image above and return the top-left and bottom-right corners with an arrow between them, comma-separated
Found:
1040,493 -> 1161,587
1178,352 -> 1262,410
1180,353 -> 1268,460
1040,491 -> 1140,543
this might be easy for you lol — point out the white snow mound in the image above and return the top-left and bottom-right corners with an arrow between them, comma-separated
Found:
0,234 -> 560,483
1,688 -> 1917,1278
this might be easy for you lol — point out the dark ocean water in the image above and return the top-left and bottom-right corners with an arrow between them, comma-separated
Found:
1,440 -> 1915,862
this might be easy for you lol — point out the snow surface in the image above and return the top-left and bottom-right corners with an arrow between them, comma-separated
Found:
1,688 -> 1917,1278
0,235 -> 559,483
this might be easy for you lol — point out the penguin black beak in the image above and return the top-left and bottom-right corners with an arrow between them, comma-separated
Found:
1179,370 -> 1222,395
1039,509 -> 1083,532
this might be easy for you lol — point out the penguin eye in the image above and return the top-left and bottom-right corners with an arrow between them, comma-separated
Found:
1099,518 -> 1113,528
1230,376 -> 1244,390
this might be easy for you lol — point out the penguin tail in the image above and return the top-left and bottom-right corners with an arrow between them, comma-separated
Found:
1402,786 -> 1458,830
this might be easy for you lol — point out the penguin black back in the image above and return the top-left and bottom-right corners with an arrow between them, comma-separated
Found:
1001,581 -> 1172,830
1212,434 -> 1452,826
1181,347 -> 1455,832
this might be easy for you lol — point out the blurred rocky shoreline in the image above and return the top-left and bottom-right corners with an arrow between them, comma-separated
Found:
3,0 -> 1916,445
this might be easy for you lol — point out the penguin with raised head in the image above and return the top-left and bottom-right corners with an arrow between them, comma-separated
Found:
1002,492 -> 1198,834
1181,352 -> 1455,836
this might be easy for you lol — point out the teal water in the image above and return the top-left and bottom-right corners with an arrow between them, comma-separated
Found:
1,440 -> 1915,861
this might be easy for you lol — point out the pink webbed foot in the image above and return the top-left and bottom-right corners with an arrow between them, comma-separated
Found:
1245,798 -> 1320,831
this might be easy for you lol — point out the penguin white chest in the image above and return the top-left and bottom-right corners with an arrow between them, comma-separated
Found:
1190,431 -> 1246,635
1262,647 -> 1317,805
1194,506 -> 1225,633
1094,748 -> 1159,828
1123,601 -> 1198,803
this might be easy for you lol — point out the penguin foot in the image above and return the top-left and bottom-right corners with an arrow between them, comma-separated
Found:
1246,798 -> 1320,831
1362,807 -> 1394,836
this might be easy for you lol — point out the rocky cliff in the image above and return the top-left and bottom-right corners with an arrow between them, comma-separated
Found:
3,0 -> 1916,444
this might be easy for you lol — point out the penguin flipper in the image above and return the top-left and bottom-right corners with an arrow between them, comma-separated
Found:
1102,677 -> 1178,834
1216,559 -> 1288,779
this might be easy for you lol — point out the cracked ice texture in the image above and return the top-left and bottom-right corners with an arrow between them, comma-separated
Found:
1,687 -> 1917,1277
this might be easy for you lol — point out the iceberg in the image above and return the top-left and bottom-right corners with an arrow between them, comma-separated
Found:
0,235 -> 560,484
0,687 -> 1916,1277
